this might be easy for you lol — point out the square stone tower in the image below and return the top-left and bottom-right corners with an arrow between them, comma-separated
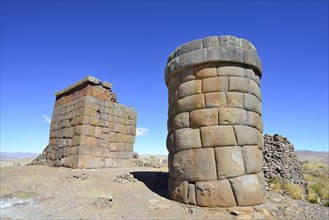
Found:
47,76 -> 137,168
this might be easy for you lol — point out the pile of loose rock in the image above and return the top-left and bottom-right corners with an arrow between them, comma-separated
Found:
26,146 -> 49,166
109,89 -> 118,103
112,173 -> 137,184
263,134 -> 305,185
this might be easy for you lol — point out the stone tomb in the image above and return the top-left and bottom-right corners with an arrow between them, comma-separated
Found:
46,76 -> 137,168
165,36 -> 265,207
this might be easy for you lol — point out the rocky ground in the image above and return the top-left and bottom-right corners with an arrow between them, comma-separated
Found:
1,164 -> 328,220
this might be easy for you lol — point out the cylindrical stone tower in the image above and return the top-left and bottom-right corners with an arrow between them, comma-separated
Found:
165,36 -> 265,207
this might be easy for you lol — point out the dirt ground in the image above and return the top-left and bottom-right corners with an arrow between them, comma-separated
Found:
1,164 -> 328,219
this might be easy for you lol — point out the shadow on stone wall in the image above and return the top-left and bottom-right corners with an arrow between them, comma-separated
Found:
131,171 -> 169,199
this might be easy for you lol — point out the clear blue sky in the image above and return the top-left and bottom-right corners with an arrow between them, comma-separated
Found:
1,1 -> 328,154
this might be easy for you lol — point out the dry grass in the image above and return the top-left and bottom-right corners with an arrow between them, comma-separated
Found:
284,183 -> 303,200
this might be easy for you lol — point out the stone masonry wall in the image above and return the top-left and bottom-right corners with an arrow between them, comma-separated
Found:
165,36 -> 265,207
46,76 -> 137,169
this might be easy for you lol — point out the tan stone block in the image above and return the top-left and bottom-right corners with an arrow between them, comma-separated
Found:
90,118 -> 99,126
215,146 -> 245,179
202,77 -> 228,93
169,90 -> 179,105
116,158 -> 133,167
86,137 -> 97,146
168,178 -> 188,203
104,158 -> 114,168
79,145 -> 93,155
229,174 -> 264,206
244,94 -> 261,114
72,136 -> 80,146
196,180 -> 237,207
195,65 -> 217,79
219,108 -> 247,125
190,108 -> 218,128
248,111 -> 263,132
84,107 -> 96,117
229,77 -> 249,93
168,72 -> 181,90
218,66 -> 244,77
244,69 -> 256,81
109,143 -> 117,151
175,128 -> 201,151
187,183 -> 196,205
71,147 -> 78,155
248,79 -> 261,100
172,148 -> 217,181
79,155 -> 105,169
227,92 -> 244,108
201,126 -> 237,147
91,147 -> 103,157
176,94 -> 205,113
172,112 -> 189,130
242,146 -> 263,174
65,155 -> 78,168
110,132 -> 117,142
178,80 -> 201,98
103,127 -> 110,133
205,92 -> 226,108
234,125 -> 259,146
116,133 -> 123,142
181,69 -> 195,83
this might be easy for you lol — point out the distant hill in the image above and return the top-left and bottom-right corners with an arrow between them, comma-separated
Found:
296,150 -> 328,165
0,152 -> 38,160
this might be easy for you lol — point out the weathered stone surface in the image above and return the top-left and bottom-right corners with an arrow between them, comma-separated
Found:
168,178 -> 188,203
176,94 -> 205,113
195,65 -> 217,79
175,128 -> 201,151
178,80 -> 201,98
181,69 -> 195,83
190,108 -> 218,128
187,183 -> 197,205
166,132 -> 175,153
229,174 -> 264,206
202,77 -> 228,93
196,180 -> 237,207
218,66 -> 244,77
205,92 -> 226,108
202,36 -> 219,48
242,146 -> 262,174
244,93 -> 261,114
172,148 -> 217,181
218,108 -> 247,125
229,77 -> 249,93
248,79 -> 261,99
201,126 -> 236,147
215,146 -> 245,179
234,125 -> 259,146
172,112 -> 189,130
227,92 -> 244,108
248,111 -> 263,132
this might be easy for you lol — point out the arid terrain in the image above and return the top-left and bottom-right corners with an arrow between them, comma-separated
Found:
1,153 -> 328,220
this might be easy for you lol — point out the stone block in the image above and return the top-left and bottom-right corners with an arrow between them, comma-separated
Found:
229,77 -> 249,93
172,148 -> 217,181
178,80 -> 201,98
242,146 -> 263,174
181,69 -> 195,83
166,132 -> 175,153
168,72 -> 181,90
79,155 -> 105,169
104,158 -> 114,168
190,108 -> 218,128
72,135 -> 80,146
218,108 -> 247,125
79,145 -> 93,155
244,69 -> 256,81
168,178 -> 188,203
172,112 -> 189,130
176,94 -> 205,113
244,94 -> 261,114
229,174 -> 264,206
205,92 -> 226,108
116,158 -> 133,167
86,137 -> 97,146
234,125 -> 259,146
175,128 -> 201,151
202,36 -> 219,48
168,89 -> 179,105
202,77 -> 228,93
200,126 -> 237,147
227,92 -> 244,108
91,147 -> 103,157
195,65 -> 217,79
215,146 -> 245,179
248,79 -> 261,99
187,183 -> 197,205
196,180 -> 236,207
247,111 -> 263,132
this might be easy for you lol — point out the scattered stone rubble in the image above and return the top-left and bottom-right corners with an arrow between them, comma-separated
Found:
263,134 -> 304,185
112,173 -> 137,184
26,146 -> 49,166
